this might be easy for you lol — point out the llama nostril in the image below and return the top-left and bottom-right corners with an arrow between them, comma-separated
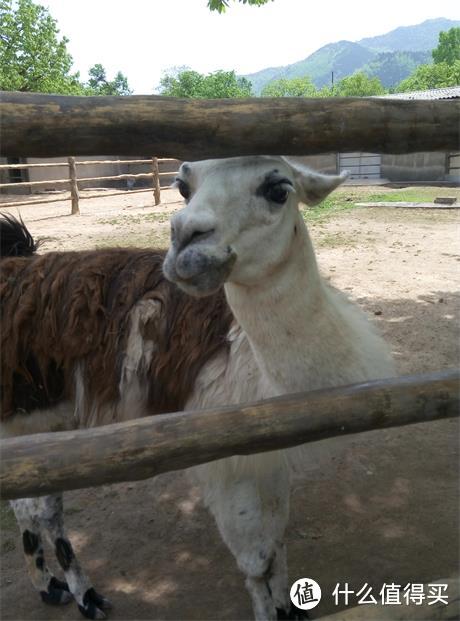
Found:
183,228 -> 215,249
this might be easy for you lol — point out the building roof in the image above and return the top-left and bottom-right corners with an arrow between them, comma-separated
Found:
382,86 -> 460,100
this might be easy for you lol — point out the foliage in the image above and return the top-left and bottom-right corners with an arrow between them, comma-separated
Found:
432,27 -> 460,64
395,27 -> 460,92
332,71 -> 386,96
260,71 -> 386,98
0,0 -> 84,93
86,63 -> 132,96
159,68 -> 252,98
0,0 -> 132,96
261,76 -> 317,97
360,51 -> 431,89
208,0 -> 272,12
396,61 -> 460,91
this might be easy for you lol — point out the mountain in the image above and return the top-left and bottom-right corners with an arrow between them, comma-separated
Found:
244,18 -> 460,94
358,17 -> 459,52
246,41 -> 376,93
361,51 -> 432,86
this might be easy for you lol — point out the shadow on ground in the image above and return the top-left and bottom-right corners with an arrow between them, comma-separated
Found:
1,292 -> 458,620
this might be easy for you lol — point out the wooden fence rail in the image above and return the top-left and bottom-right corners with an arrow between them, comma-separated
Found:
0,159 -> 179,169
0,92 -> 458,158
1,369 -> 458,500
0,157 -> 180,214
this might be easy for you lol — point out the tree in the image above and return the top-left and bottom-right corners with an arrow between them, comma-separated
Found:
0,0 -> 132,96
432,27 -> 460,65
333,71 -> 386,96
208,0 -> 272,12
159,68 -> 252,98
159,68 -> 203,98
87,63 -> 107,91
87,63 -> 132,96
261,76 -> 317,97
109,71 -> 131,96
0,0 -> 83,93
396,60 -> 460,91
395,27 -> 460,92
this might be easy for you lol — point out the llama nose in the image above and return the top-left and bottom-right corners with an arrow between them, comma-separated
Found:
174,224 -> 216,252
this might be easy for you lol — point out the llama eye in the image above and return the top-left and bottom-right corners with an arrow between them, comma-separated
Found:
176,179 -> 191,200
266,184 -> 289,205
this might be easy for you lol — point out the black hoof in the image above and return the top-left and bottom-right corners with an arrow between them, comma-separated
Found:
78,588 -> 112,620
40,577 -> 72,605
277,604 -> 310,620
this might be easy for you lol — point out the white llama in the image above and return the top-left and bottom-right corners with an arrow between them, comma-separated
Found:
163,156 -> 395,619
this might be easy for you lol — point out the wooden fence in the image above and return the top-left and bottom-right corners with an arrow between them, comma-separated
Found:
0,157 -> 179,214
1,370 -> 458,500
0,92 -> 458,158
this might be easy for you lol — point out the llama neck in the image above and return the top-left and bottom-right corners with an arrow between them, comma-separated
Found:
224,218 -> 329,395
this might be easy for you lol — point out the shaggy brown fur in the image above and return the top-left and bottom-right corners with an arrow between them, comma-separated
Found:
0,247 -> 233,423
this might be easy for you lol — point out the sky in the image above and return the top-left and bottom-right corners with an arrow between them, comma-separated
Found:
43,0 -> 460,94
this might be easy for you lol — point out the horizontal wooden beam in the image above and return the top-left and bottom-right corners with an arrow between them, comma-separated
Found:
0,92 -> 458,158
0,172 -> 157,190
75,159 -> 171,166
0,162 -> 70,169
0,194 -> 70,208
0,178 -> 70,189
76,172 -> 154,183
1,370 -> 458,500
0,187 -> 160,209
0,158 -> 178,169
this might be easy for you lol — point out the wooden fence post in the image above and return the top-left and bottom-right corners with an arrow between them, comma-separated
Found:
68,156 -> 80,215
152,157 -> 161,206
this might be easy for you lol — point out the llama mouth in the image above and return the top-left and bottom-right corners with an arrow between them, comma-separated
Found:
163,246 -> 237,297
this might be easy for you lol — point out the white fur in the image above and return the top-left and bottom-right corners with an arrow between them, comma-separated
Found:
168,156 -> 395,619
74,299 -> 162,428
0,401 -> 76,439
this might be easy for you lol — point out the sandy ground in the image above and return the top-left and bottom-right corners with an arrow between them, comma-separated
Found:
0,187 -> 459,620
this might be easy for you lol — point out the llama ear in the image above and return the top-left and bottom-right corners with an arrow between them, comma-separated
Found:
282,158 -> 349,206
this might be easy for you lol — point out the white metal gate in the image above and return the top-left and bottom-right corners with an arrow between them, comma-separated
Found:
339,152 -> 381,180
447,152 -> 460,177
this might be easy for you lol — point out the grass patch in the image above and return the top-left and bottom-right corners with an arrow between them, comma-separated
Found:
1,539 -> 16,554
302,185 -> 460,223
0,501 -> 16,532
302,193 -> 357,223
317,232 -> 358,249
65,506 -> 83,516
95,231 -> 169,250
366,187 -> 460,203
98,213 -> 170,227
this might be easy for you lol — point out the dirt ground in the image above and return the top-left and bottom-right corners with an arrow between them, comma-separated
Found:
1,186 -> 459,621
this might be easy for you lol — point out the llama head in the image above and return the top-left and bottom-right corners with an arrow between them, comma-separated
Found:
163,156 -> 347,297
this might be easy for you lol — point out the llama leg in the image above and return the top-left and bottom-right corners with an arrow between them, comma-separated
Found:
270,543 -> 309,620
11,498 -> 73,605
39,494 -> 112,620
200,455 -> 298,620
